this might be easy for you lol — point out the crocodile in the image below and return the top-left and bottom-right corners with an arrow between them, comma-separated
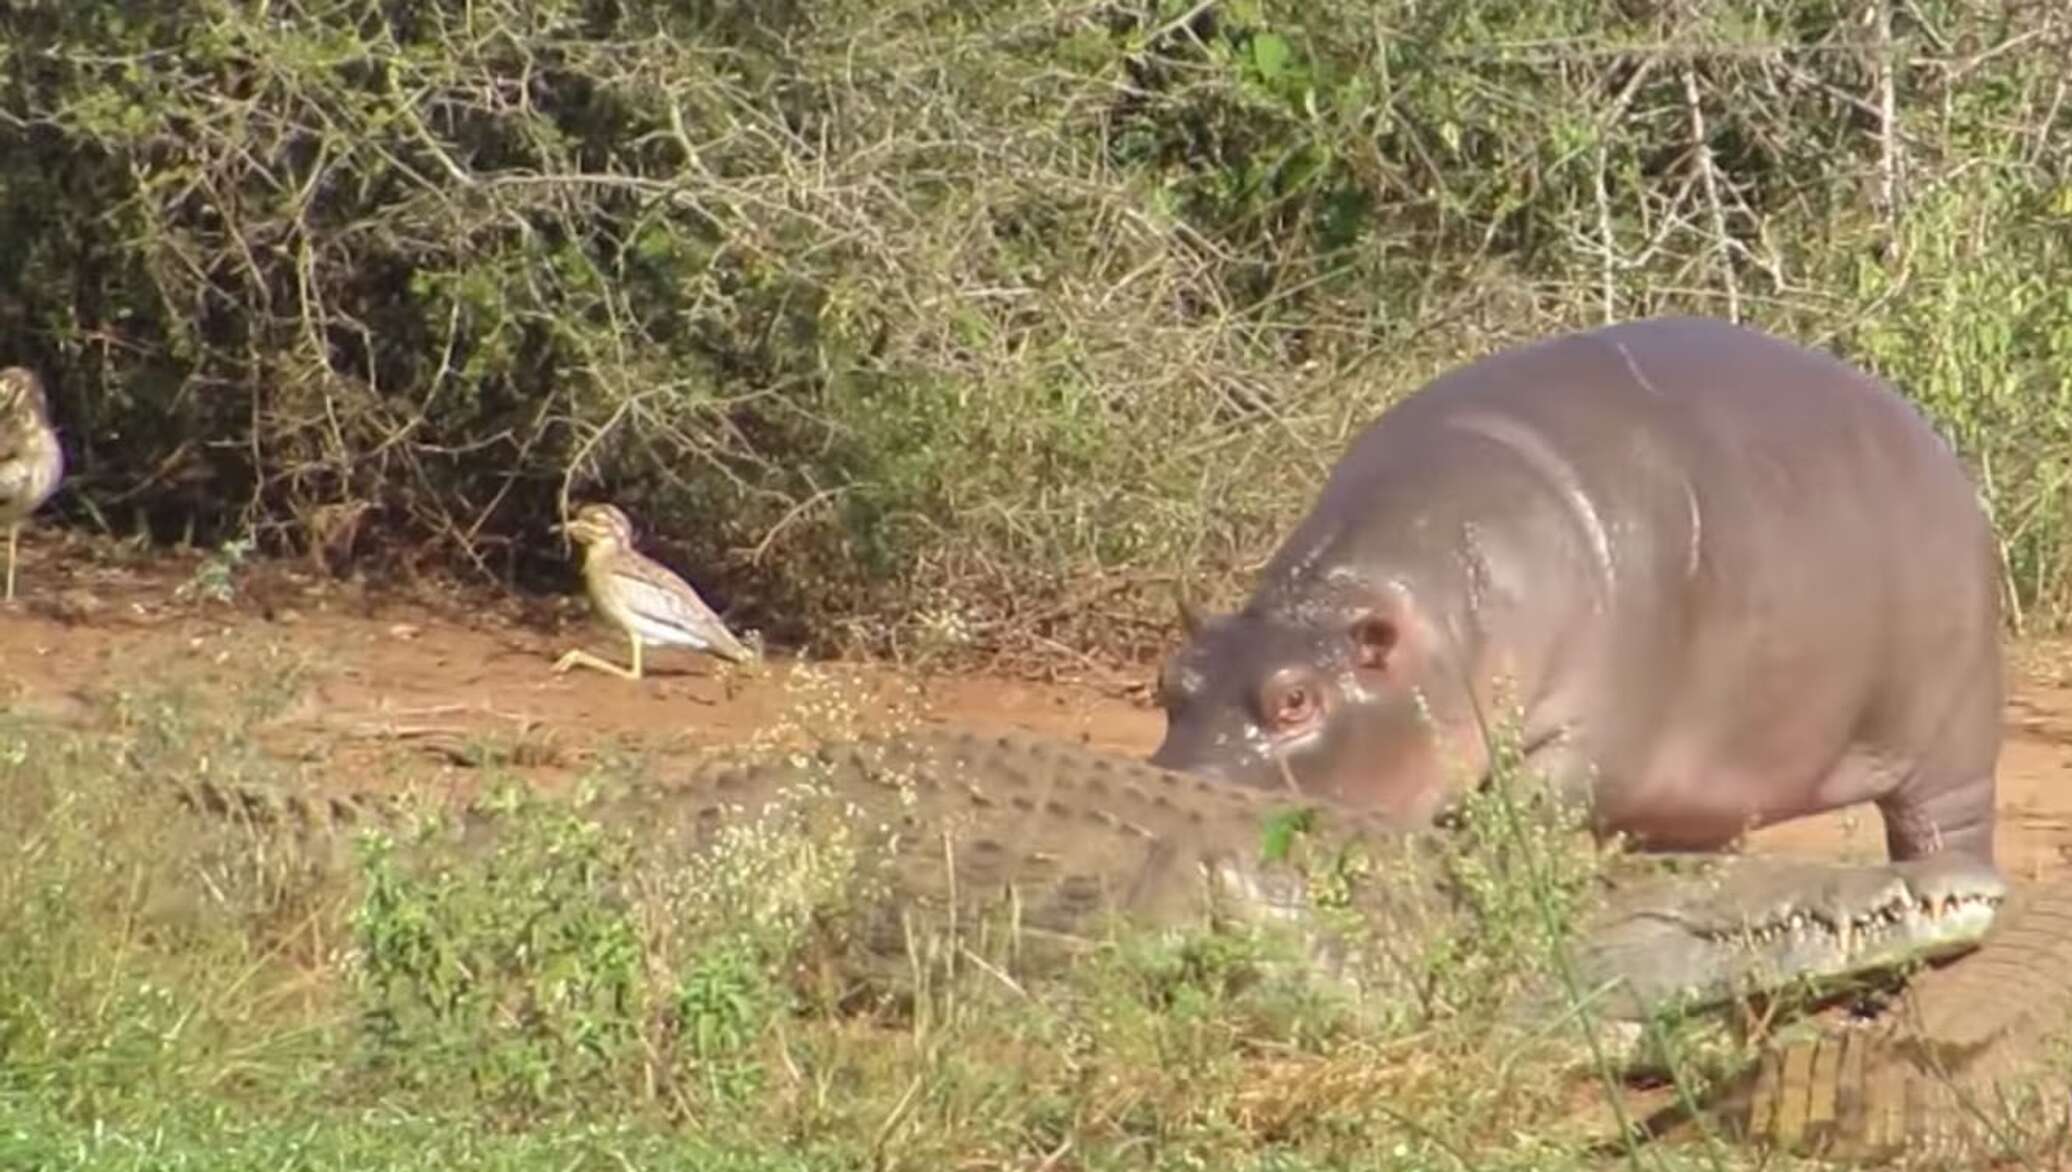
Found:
176,724 -> 2001,1024
159,721 -> 2070,1164
1644,874 -> 2072,1163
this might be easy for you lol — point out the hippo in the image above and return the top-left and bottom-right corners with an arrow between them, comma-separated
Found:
1150,316 -> 2003,865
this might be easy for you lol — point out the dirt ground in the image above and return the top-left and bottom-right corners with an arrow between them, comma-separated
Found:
4,530 -> 2072,884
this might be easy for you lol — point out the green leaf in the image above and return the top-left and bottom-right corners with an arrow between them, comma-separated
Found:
1258,806 -> 1316,861
1250,33 -> 1291,81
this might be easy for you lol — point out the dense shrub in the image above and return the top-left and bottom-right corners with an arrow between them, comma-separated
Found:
0,0 -> 2066,658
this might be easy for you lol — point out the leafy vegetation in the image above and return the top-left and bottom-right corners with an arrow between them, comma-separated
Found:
0,0 -> 2065,663
1,660 -> 1892,1169
3,2 -> 2069,1161
3,6 -> 2067,1162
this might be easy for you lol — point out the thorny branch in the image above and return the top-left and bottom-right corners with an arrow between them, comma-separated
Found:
2,0 -> 2068,665
1681,59 -> 1742,323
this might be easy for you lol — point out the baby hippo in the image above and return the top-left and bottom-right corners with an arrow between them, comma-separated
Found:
1150,317 -> 2003,866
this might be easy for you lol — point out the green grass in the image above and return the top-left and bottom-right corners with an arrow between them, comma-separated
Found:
0,671 -> 2052,1171
0,1105 -> 846,1172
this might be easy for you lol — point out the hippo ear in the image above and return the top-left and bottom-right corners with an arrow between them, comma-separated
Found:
1350,614 -> 1398,671
1175,590 -> 1207,637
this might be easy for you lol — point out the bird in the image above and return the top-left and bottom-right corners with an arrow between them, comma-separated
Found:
552,502 -> 756,681
0,366 -> 63,604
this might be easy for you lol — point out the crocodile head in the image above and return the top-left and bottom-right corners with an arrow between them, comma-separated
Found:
1555,853 -> 2007,1023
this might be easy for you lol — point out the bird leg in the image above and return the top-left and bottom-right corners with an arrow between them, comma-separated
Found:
551,632 -> 645,681
4,521 -> 17,603
552,649 -> 639,680
552,648 -> 640,681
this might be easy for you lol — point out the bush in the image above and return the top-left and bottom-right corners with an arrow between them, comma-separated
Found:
1,0 -> 2066,659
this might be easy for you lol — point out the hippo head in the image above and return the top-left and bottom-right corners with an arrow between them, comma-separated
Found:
1147,587 -> 1461,824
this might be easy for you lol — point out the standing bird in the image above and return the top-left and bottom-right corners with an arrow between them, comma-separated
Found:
553,502 -> 756,680
0,366 -> 63,603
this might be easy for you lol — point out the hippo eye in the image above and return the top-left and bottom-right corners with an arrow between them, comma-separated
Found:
1261,679 -> 1318,731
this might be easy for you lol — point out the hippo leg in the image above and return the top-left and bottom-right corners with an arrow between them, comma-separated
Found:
1872,692 -> 2000,865
1878,774 -> 1997,865
1880,636 -> 2002,865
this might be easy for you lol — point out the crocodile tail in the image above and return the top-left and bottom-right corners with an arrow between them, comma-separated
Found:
1639,1030 -> 1913,1162
1649,1024 -> 2072,1163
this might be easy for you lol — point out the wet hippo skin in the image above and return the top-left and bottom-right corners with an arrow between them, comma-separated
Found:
1151,316 -> 2003,865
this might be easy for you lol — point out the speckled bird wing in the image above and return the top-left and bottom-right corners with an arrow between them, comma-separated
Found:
0,425 -> 62,520
609,560 -> 739,651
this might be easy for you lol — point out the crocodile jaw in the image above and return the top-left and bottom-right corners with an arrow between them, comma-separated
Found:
1537,854 -> 2008,1024
1735,881 -> 2003,981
